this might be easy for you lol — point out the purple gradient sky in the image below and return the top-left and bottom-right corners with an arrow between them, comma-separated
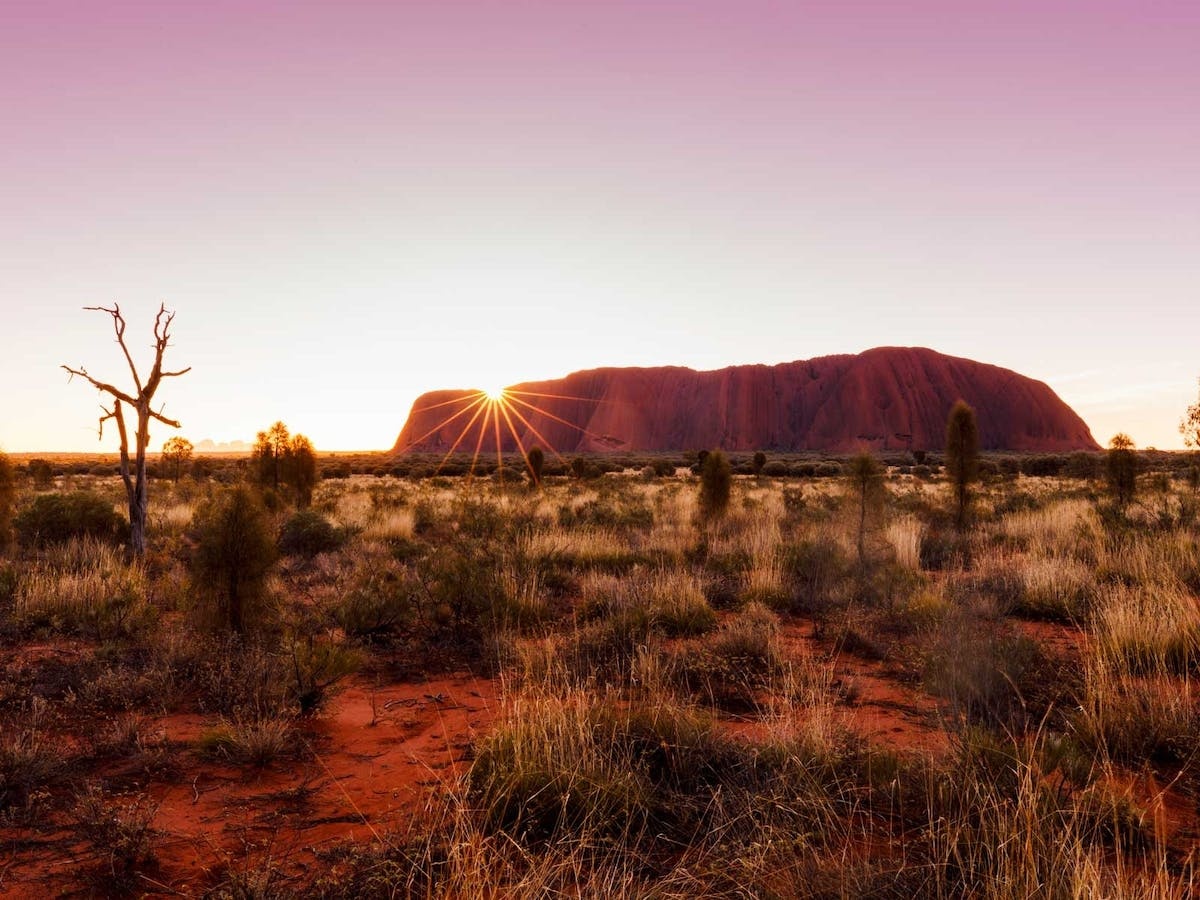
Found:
2,0 -> 1198,452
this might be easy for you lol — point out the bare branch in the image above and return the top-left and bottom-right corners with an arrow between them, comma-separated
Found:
84,303 -> 143,394
149,407 -> 182,429
98,405 -> 117,440
159,366 -> 193,378
61,365 -> 138,406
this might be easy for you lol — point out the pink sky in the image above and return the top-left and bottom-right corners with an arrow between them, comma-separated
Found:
2,1 -> 1198,451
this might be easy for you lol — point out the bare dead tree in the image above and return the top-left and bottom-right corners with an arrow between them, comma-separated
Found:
62,304 -> 191,556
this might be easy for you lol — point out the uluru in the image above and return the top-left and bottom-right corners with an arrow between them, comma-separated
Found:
393,347 -> 1099,454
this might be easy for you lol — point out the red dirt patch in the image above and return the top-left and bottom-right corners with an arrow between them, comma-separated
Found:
0,672 -> 498,897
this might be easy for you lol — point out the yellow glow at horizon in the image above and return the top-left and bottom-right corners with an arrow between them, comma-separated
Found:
481,386 -> 508,402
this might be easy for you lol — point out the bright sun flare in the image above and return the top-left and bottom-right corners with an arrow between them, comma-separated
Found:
481,385 -> 508,402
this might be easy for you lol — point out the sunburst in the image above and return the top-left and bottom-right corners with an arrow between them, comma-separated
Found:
398,383 -> 616,481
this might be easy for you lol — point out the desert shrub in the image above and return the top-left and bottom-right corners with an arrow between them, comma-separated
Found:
72,784 -> 159,889
334,553 -> 416,643
761,460 -> 790,477
526,446 -> 545,487
199,716 -> 296,766
945,401 -> 979,532
278,509 -> 343,558
14,491 -> 129,548
470,691 -> 752,842
708,601 -> 784,676
286,632 -> 361,714
1013,556 -> 1096,621
698,451 -> 732,522
0,451 -> 15,548
751,451 -> 767,475
570,457 -> 602,480
920,729 -> 1161,897
847,451 -> 885,564
27,458 -> 54,488
919,524 -> 967,571
781,536 -> 850,612
190,486 -> 277,634
194,639 -> 289,719
1066,451 -> 1100,480
13,549 -> 155,641
644,569 -> 717,637
923,621 -> 1057,729
1106,434 -> 1138,509
0,699 -> 63,814
1021,455 -> 1066,477
1074,668 -> 1198,764
651,458 -> 676,477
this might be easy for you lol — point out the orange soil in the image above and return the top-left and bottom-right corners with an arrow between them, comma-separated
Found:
3,610 -> 1197,895
0,672 -> 497,897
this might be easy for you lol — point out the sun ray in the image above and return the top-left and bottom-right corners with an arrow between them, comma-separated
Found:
496,396 -> 537,479
411,391 -> 490,414
433,396 -> 491,474
492,398 -> 504,480
504,388 -> 610,405
469,399 -> 493,481
500,398 -> 572,467
398,393 -> 487,451
506,392 -> 611,444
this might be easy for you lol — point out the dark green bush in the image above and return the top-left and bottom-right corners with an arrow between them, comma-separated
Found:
14,492 -> 129,548
0,452 -> 14,548
698,451 -> 732,522
278,509 -> 342,558
190,486 -> 277,634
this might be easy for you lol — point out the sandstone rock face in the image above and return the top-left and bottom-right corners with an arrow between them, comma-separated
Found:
393,347 -> 1098,454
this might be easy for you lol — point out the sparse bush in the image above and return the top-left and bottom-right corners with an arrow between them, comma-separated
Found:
72,784 -> 159,888
847,451 -> 884,564
287,632 -> 361,714
0,699 -> 62,814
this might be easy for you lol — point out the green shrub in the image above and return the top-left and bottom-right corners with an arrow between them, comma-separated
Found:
190,486 -> 277,634
14,492 -> 129,548
278,509 -> 342,558
0,451 -> 15,548
698,450 -> 732,522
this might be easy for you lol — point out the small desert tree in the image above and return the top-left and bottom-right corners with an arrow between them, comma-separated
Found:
62,304 -> 190,556
252,423 -> 318,505
1182,380 -> 1200,491
284,434 -> 318,507
752,451 -> 767,476
1181,379 -> 1200,451
0,451 -> 15,549
945,400 -> 979,532
526,446 -> 545,488
161,436 -> 194,483
191,485 -> 277,634
1106,433 -> 1138,510
847,450 -> 885,565
698,449 -> 732,522
252,421 -> 291,490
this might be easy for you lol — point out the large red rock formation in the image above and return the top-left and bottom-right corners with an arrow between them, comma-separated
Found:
393,347 -> 1098,454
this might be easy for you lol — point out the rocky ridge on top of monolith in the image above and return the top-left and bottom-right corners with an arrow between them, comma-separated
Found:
393,347 -> 1098,454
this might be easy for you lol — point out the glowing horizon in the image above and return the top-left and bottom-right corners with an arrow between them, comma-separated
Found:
2,1 -> 1198,453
